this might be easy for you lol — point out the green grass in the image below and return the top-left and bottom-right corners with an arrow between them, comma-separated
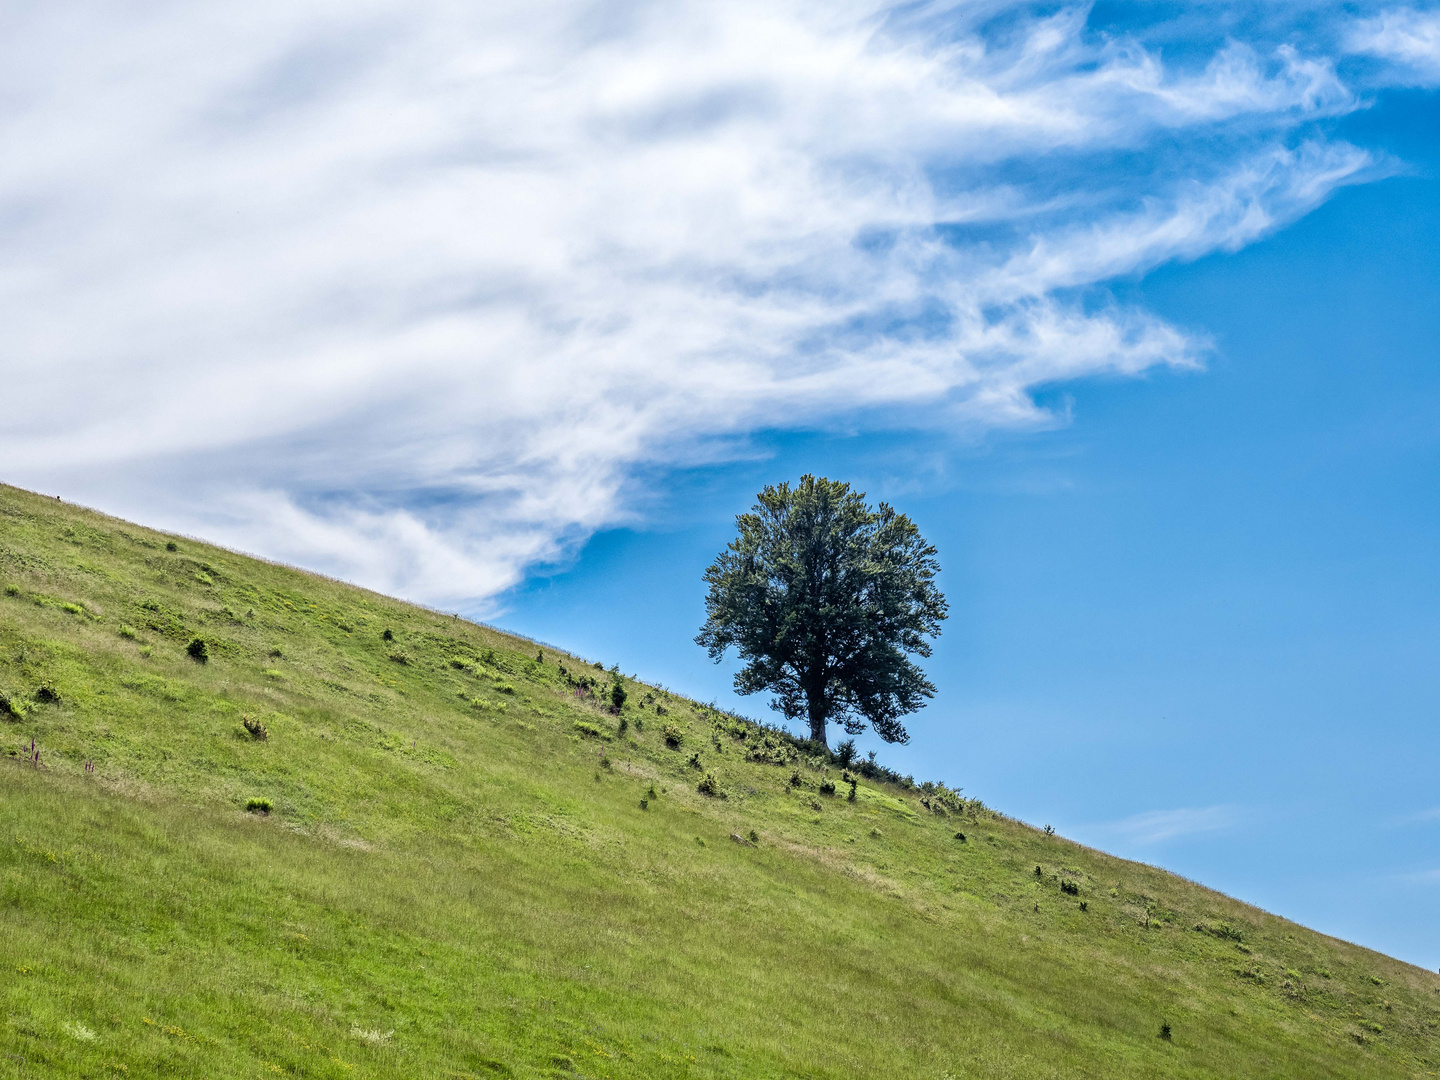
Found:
1,482 -> 1437,1079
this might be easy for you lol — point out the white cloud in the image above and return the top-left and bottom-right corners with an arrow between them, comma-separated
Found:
1349,7 -> 1440,82
1094,805 -> 1244,847
0,2 -> 1390,606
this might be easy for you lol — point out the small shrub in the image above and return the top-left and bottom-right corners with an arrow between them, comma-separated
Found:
687,752 -> 703,770
869,827 -> 882,838
618,716 -> 629,734
647,783 -> 658,800
245,797 -> 272,814
61,602 -> 83,615
663,725 -> 683,748
610,674 -> 627,713
263,669 -> 283,679
1079,901 -> 1088,912
1034,865 -> 1043,878
449,658 -> 466,669
748,829 -> 759,843
165,541 -> 178,552
382,628 -> 394,641
1044,824 -> 1055,836
953,831 -> 966,842
118,624 -> 137,639
3,584 -> 18,596
1060,880 -> 1079,896
35,684 -> 60,704
697,774 -> 724,798
1159,1022 -> 1172,1041
788,770 -> 803,788
655,704 -> 668,716
573,720 -> 605,740
242,715 -> 269,740
818,779 -> 837,796
1369,975 -> 1384,986
0,693 -> 13,719
639,798 -> 649,810
495,682 -> 515,695
535,650 -> 544,663
139,645 -> 153,658
186,637 -> 208,663
835,738 -> 857,768
388,651 -> 412,665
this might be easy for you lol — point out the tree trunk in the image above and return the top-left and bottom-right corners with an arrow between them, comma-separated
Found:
807,703 -> 828,749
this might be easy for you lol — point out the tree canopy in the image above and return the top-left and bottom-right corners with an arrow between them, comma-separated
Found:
695,475 -> 947,748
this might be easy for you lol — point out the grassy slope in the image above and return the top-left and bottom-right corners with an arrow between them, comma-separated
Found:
0,483 -> 1436,1080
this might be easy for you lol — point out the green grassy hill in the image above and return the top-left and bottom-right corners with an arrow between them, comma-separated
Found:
1,482 -> 1436,1079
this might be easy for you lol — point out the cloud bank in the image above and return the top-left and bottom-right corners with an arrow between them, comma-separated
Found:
0,2 -> 1421,606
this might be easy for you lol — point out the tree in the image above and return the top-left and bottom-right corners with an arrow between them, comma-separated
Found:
695,475 -> 947,749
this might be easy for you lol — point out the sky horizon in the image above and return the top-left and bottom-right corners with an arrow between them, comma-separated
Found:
4,1 -> 1440,967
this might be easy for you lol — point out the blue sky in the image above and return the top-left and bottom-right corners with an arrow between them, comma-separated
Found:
502,85 -> 1440,966
3,2 -> 1439,964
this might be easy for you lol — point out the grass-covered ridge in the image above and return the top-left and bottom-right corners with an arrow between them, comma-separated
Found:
1,481 -> 1436,1079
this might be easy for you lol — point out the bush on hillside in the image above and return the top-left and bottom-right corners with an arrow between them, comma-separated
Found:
245,797 -> 271,814
242,715 -> 269,741
610,675 -> 627,712
0,693 -> 14,719
819,778 -> 837,796
165,540 -> 178,552
697,773 -> 724,798
836,739 -> 857,768
187,637 -> 208,663
663,725 -> 683,748
35,684 -> 60,704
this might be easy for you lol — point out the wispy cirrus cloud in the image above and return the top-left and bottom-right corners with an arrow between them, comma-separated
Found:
0,2 -> 1409,606
1349,7 -> 1440,82
1088,805 -> 1244,847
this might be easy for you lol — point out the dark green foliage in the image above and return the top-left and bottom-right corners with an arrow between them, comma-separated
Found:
35,683 -> 60,704
687,752 -> 703,770
382,628 -> 394,641
241,715 -> 268,741
818,778 -> 836,796
696,475 -> 947,747
245,797 -> 272,814
696,773 -> 723,798
0,693 -> 13,719
165,540 -> 178,552
1160,1022 -> 1172,1041
836,738 -> 857,767
788,770 -> 802,788
954,832 -> 967,842
663,724 -> 683,748
186,637 -> 208,663
1061,880 -> 1080,896
610,674 -> 627,712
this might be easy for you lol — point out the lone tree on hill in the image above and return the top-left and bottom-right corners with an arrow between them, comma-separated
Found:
695,475 -> 947,749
